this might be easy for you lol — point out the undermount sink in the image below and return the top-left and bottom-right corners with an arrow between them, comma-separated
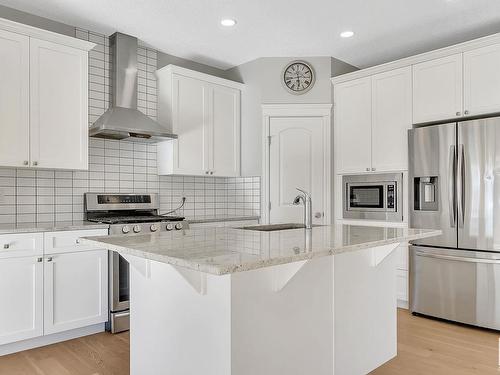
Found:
239,223 -> 319,232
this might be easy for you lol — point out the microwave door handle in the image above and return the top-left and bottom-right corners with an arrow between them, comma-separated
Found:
449,145 -> 456,228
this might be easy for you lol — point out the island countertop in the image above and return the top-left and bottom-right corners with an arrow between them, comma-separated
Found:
81,224 -> 440,275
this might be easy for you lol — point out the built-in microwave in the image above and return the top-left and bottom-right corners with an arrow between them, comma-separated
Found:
342,173 -> 403,221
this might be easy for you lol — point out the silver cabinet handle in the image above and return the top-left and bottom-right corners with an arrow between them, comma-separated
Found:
457,144 -> 465,228
314,212 -> 322,218
205,171 -> 209,175
448,145 -> 456,228
464,110 -> 469,115
3,244 -> 9,249
76,239 -> 80,244
32,161 -> 38,166
456,111 -> 461,116
47,257 -> 53,262
210,171 -> 214,175
416,251 -> 500,264
37,257 -> 43,263
371,168 -> 376,171
23,161 -> 29,166
365,168 -> 370,171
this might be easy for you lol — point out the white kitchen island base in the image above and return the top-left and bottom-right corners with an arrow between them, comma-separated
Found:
125,243 -> 399,375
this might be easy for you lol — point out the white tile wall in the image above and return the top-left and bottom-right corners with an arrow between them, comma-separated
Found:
0,29 -> 260,224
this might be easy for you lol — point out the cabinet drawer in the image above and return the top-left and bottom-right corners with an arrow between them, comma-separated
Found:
0,233 -> 43,259
44,229 -> 108,254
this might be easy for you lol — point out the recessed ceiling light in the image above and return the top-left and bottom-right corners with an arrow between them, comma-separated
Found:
340,30 -> 354,38
221,19 -> 237,27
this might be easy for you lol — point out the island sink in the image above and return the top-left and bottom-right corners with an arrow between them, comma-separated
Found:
239,223 -> 320,231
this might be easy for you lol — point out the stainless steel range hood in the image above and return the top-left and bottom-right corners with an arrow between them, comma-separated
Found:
89,32 -> 177,142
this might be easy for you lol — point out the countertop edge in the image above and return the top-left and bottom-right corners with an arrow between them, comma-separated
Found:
188,216 -> 260,224
80,229 -> 441,276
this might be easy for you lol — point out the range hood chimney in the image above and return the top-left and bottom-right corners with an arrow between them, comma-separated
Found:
89,32 -> 177,142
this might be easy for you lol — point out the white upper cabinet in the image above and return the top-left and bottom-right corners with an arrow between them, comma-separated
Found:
334,68 -> 412,174
371,67 -> 412,172
463,44 -> 500,116
334,76 -> 372,174
30,38 -> 89,170
156,65 -> 242,177
412,54 -> 463,124
0,29 -> 30,168
0,18 -> 94,170
210,84 -> 241,177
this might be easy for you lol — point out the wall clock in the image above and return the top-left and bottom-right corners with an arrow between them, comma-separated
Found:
282,60 -> 315,94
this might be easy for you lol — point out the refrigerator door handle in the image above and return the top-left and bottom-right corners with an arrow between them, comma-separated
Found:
457,144 -> 465,228
448,145 -> 456,228
415,251 -> 500,264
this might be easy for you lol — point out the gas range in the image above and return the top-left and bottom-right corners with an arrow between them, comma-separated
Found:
84,193 -> 189,236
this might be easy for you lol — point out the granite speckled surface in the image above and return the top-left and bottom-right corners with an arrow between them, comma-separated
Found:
0,221 -> 109,234
81,224 -> 441,275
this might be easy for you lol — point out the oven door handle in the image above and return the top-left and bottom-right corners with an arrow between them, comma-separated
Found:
415,251 -> 500,264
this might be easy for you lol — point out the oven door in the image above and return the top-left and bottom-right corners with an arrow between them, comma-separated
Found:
109,251 -> 130,312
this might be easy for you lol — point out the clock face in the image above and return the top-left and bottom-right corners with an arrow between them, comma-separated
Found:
282,61 -> 315,94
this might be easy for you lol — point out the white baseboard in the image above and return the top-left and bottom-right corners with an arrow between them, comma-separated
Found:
397,299 -> 409,309
0,323 -> 106,356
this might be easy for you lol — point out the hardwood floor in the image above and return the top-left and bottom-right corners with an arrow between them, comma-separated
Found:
1,309 -> 498,375
372,309 -> 500,375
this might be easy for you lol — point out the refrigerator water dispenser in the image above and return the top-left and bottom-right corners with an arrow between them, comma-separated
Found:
414,177 -> 439,211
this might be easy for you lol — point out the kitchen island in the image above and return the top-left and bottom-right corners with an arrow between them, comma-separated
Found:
82,224 -> 440,375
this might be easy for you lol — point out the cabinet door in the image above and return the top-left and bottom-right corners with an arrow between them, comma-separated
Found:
44,250 -> 108,335
0,257 -> 43,345
463,44 -> 500,116
372,67 -> 412,172
209,84 -> 240,177
412,54 -> 463,124
172,74 -> 210,175
334,77 -> 372,174
0,29 -> 30,168
30,38 -> 88,170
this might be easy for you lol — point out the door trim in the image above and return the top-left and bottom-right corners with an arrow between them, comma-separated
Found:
261,104 -> 332,224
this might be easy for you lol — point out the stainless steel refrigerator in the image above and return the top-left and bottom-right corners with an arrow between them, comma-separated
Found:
409,117 -> 500,330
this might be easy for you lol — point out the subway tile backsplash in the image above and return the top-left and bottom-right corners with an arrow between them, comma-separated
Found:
0,29 -> 260,225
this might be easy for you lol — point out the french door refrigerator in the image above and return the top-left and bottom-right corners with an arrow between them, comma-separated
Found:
409,117 -> 500,330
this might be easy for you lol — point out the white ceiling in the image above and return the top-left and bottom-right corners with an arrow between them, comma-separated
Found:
2,0 -> 500,70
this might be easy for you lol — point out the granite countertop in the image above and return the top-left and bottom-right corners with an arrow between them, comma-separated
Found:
0,221 -> 110,234
81,224 -> 441,275
188,215 -> 260,224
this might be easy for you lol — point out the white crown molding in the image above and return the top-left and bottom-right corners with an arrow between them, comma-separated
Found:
0,17 -> 95,51
331,31 -> 500,85
156,64 -> 245,90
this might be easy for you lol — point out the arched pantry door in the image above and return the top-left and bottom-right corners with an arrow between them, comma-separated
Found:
262,104 -> 332,225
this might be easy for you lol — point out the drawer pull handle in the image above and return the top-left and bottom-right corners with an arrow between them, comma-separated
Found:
47,257 -> 53,262
37,257 -> 43,263
3,244 -> 9,249
76,239 -> 81,244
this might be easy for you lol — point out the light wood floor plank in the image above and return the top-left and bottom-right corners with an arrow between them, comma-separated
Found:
1,310 -> 498,374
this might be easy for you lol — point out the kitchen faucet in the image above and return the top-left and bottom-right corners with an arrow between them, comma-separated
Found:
293,188 -> 312,229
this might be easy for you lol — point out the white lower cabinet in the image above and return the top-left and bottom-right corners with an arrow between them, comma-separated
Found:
0,256 -> 43,346
44,250 -> 108,335
396,243 -> 409,306
0,230 -> 108,347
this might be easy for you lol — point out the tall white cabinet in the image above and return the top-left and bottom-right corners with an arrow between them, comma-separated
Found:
156,65 -> 242,177
0,18 -> 94,170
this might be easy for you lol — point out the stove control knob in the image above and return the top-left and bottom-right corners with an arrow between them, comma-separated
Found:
133,225 -> 142,233
122,225 -> 130,234
166,223 -> 174,231
150,224 -> 158,232
175,222 -> 183,230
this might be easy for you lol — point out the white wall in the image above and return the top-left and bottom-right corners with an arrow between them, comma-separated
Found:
226,57 -> 357,176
